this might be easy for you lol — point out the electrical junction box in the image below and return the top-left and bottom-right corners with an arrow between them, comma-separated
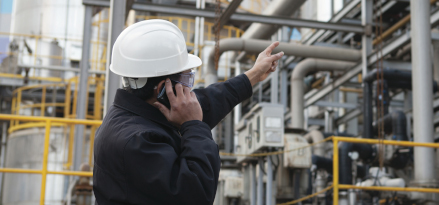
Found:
223,177 -> 243,198
235,118 -> 254,163
283,133 -> 312,168
236,103 -> 285,157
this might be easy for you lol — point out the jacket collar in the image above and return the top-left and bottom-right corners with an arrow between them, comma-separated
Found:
113,89 -> 177,131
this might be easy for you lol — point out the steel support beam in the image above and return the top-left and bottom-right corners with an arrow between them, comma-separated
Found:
315,101 -> 358,109
103,0 -> 128,115
213,0 -> 243,30
257,158 -> 264,205
83,0 -> 364,33
0,122 -> 7,195
335,109 -> 361,126
250,163 -> 257,205
74,5 -> 92,171
304,15 -> 439,108
303,0 -> 361,45
410,0 -> 437,190
266,156 -> 273,205
18,64 -> 106,74
284,0 -> 361,66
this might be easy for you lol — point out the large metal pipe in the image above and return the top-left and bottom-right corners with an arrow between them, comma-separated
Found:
303,130 -> 327,195
339,142 -> 374,185
207,38 -> 361,86
73,5 -> 92,171
290,59 -> 356,129
303,130 -> 325,157
410,0 -> 437,189
363,69 -> 438,139
372,111 -> 408,141
240,0 -> 306,40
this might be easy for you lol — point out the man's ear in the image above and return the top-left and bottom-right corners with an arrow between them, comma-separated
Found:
155,80 -> 166,96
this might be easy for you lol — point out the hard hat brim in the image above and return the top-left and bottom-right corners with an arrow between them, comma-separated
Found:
110,54 -> 202,78
183,54 -> 202,71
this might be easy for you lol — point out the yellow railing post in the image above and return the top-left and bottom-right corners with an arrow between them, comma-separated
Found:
333,138 -> 339,205
89,125 -> 97,165
40,120 -> 51,205
41,86 -> 46,116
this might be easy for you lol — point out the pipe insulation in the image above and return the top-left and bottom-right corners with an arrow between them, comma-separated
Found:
311,155 -> 367,178
303,130 -> 326,157
339,142 -> 375,185
372,110 -> 408,141
234,0 -> 306,62
240,0 -> 306,40
290,59 -> 356,129
363,68 -> 438,139
206,39 -> 361,86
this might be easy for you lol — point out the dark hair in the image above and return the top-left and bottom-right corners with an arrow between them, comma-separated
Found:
124,75 -> 168,101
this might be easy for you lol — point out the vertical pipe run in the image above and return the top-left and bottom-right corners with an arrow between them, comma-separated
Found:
333,139 -> 339,205
234,61 -> 242,125
0,122 -> 7,196
104,0 -> 126,115
194,0 -> 201,56
257,158 -> 264,205
280,69 -> 288,110
433,40 -> 439,83
73,5 -> 92,171
266,156 -> 273,205
250,163 -> 257,205
361,0 -> 373,77
410,0 -> 437,187
40,120 -> 52,205
363,82 -> 373,138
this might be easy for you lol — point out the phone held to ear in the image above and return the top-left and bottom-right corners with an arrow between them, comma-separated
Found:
157,82 -> 177,109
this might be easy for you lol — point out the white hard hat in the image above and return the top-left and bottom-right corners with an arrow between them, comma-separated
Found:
110,19 -> 202,78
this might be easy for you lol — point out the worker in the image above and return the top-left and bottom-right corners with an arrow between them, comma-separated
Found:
93,19 -> 284,205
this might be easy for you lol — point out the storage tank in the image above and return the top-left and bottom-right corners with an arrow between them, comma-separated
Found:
3,127 -> 69,205
3,125 -> 92,205
9,0 -> 86,78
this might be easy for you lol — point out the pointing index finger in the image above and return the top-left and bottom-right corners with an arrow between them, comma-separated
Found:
264,41 -> 280,56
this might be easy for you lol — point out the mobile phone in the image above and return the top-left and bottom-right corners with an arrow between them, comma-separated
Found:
157,82 -> 177,109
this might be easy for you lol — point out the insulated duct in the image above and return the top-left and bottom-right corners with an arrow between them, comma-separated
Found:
303,130 -> 325,157
312,155 -> 367,179
339,142 -> 375,185
206,39 -> 361,86
372,110 -> 408,141
373,111 -> 410,169
240,0 -> 306,40
304,130 -> 326,193
234,0 -> 307,63
362,68 -> 438,139
290,59 -> 357,129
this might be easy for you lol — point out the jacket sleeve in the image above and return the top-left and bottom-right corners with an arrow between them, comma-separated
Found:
123,120 -> 220,205
194,74 -> 253,129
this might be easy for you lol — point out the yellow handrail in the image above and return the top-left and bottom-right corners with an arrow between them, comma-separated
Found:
331,136 -> 439,205
1,114 -> 439,205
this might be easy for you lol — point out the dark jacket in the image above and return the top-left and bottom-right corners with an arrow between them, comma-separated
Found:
93,74 -> 252,205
